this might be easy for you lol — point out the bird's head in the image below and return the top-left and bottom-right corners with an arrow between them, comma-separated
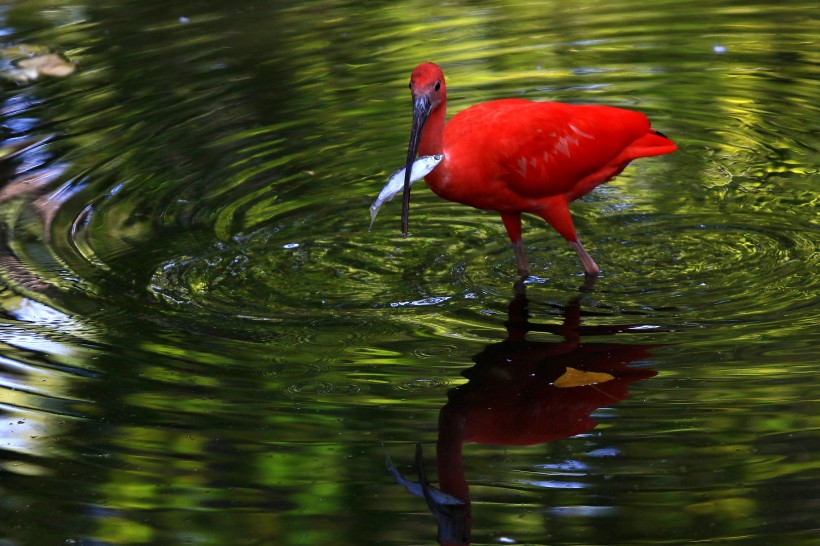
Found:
401,62 -> 446,237
409,62 -> 446,115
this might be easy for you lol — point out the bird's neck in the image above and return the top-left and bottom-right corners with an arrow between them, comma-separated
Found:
419,101 -> 447,156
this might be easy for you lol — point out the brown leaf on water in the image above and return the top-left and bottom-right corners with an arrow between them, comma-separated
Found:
17,54 -> 75,77
2,53 -> 76,83
554,367 -> 615,388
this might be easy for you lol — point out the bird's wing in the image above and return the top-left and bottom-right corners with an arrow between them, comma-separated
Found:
494,103 -> 656,199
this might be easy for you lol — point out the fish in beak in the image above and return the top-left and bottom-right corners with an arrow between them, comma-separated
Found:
370,154 -> 442,230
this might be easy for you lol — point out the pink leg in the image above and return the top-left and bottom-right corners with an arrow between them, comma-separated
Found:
538,197 -> 599,276
512,239 -> 530,277
500,212 -> 530,277
569,240 -> 599,276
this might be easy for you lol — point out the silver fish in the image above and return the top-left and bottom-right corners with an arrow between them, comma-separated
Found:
369,154 -> 443,230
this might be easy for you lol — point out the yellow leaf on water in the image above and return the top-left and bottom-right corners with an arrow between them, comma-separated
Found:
554,367 -> 614,388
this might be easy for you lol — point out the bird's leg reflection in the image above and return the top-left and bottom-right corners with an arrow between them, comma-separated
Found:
389,279 -> 660,545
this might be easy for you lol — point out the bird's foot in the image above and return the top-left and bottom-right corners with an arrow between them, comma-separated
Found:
570,240 -> 599,276
580,272 -> 599,292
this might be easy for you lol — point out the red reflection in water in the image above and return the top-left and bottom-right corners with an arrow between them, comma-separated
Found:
392,280 -> 659,545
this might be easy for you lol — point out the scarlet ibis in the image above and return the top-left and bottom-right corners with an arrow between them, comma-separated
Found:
400,62 -> 677,276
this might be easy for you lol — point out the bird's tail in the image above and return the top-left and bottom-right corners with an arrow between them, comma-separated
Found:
626,130 -> 678,159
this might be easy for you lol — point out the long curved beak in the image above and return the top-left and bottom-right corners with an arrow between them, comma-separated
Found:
401,94 -> 432,238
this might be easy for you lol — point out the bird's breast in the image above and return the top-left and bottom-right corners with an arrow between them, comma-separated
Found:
424,152 -> 542,214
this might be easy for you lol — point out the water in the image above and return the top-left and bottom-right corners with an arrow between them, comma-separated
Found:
0,1 -> 817,545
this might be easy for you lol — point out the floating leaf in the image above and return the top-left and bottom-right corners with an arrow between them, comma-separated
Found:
18,54 -> 76,77
554,367 -> 615,388
2,53 -> 76,84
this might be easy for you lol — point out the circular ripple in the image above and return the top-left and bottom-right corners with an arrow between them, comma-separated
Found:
393,377 -> 450,392
586,212 -> 816,324
409,343 -> 463,359
257,361 -> 323,379
315,382 -> 363,396
286,381 -> 364,397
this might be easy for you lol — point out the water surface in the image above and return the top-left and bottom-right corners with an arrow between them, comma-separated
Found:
0,1 -> 817,545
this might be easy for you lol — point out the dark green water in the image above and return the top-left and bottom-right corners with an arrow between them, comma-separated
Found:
0,1 -> 817,545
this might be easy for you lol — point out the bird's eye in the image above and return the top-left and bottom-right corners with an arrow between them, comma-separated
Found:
408,82 -> 412,89
435,81 -> 441,91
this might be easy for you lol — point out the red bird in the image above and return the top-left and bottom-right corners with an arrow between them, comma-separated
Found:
400,62 -> 677,276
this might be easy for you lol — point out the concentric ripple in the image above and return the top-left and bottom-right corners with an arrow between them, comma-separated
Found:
0,2 -> 818,546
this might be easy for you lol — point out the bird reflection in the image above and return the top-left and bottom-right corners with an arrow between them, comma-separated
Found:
388,279 -> 659,545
